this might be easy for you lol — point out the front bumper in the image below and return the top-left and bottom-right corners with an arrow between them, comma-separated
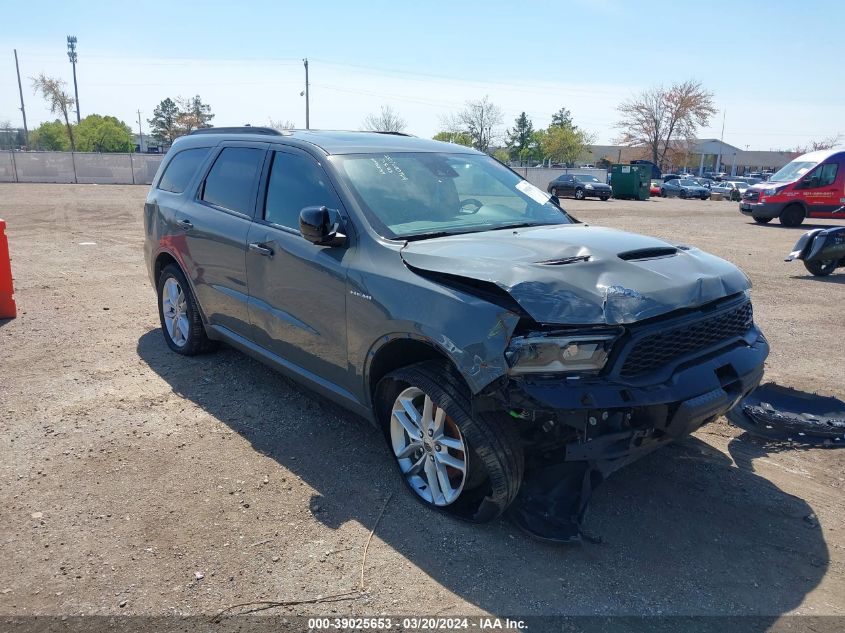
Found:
740,200 -> 785,219
477,327 -> 769,470
584,188 -> 612,198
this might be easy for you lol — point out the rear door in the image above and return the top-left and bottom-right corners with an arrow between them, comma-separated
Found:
245,147 -> 350,387
178,141 -> 268,335
795,155 -> 842,218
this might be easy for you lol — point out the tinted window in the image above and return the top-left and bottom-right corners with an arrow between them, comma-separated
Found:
158,148 -> 210,194
201,147 -> 265,215
817,162 -> 838,187
264,152 -> 341,230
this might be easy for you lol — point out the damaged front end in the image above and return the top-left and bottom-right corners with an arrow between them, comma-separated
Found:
474,292 -> 769,543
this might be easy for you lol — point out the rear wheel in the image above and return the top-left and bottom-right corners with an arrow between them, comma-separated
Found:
376,361 -> 524,522
660,189 -> 667,198
157,264 -> 217,355
574,188 -> 585,200
804,259 -> 837,276
779,204 -> 805,227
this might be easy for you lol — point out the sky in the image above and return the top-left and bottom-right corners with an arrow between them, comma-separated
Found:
2,0 -> 843,150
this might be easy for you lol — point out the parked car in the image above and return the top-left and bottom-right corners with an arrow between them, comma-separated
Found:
711,181 -> 748,201
660,178 -> 711,199
649,180 -> 662,197
741,149 -> 845,226
143,128 -> 768,535
547,173 -> 612,200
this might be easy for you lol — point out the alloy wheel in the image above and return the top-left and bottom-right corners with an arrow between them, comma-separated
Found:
389,386 -> 468,506
161,277 -> 189,348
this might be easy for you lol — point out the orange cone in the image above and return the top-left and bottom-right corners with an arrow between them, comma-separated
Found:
0,219 -> 17,319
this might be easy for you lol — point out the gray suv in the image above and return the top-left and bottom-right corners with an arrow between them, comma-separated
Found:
144,128 -> 768,540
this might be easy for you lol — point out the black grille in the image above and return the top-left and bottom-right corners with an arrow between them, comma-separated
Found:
743,190 -> 760,202
620,301 -> 754,378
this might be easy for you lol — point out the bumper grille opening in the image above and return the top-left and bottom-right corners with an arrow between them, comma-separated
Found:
620,301 -> 754,378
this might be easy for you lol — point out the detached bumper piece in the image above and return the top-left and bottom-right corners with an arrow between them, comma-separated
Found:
726,383 -> 845,446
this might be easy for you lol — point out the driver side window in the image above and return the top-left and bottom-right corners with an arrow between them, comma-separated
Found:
264,151 -> 341,231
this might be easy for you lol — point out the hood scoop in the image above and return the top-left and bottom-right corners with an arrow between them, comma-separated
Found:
618,247 -> 678,261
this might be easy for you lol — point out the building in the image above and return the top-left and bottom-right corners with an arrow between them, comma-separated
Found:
583,139 -> 799,176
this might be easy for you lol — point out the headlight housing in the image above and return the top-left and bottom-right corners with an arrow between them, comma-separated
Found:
505,331 -> 619,375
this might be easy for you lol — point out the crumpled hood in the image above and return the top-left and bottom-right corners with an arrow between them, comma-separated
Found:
400,224 -> 750,325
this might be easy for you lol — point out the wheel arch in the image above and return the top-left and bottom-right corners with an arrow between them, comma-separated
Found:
153,249 -> 210,326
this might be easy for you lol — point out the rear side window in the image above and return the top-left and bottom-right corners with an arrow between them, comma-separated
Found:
158,148 -> 210,193
201,147 -> 265,215
264,152 -> 341,230
817,163 -> 838,187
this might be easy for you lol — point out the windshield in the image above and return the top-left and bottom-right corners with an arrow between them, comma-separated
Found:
768,160 -> 819,183
679,179 -> 698,186
334,152 -> 573,239
574,175 -> 600,183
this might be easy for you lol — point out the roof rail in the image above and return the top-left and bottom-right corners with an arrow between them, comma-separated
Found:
369,131 -> 414,137
189,126 -> 283,136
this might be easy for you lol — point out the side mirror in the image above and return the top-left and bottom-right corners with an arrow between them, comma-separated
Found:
299,206 -> 346,247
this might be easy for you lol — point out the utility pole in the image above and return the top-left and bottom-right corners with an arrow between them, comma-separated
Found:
67,36 -> 80,123
137,110 -> 144,153
716,109 -> 726,173
14,49 -> 29,148
303,58 -> 310,130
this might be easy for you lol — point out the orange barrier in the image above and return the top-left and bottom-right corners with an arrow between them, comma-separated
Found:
0,219 -> 16,319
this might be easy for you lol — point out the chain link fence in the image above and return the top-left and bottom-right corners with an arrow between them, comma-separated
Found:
0,151 -> 164,185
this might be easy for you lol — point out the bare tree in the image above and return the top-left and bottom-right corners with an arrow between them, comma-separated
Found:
615,80 -> 716,169
457,96 -> 503,153
362,105 -> 407,133
31,74 -> 77,150
794,134 -> 843,153
269,119 -> 296,131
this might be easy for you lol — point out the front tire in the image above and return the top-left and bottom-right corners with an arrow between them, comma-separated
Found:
753,216 -> 772,224
376,361 -> 523,522
804,259 -> 837,276
600,196 -> 609,201
157,264 -> 217,355
780,204 -> 805,227
574,188 -> 585,200
551,187 -> 559,196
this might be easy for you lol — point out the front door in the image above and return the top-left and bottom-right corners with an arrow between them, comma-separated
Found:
797,159 -> 842,219
246,148 -> 350,389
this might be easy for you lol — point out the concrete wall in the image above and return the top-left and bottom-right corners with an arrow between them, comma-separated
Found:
0,151 -> 164,185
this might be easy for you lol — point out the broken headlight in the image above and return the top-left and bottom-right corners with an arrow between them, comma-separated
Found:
505,332 -> 619,375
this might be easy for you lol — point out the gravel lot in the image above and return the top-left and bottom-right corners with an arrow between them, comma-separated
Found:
1,184 -> 843,620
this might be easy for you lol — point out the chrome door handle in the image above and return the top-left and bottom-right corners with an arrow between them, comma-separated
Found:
177,218 -> 193,230
248,242 -> 274,257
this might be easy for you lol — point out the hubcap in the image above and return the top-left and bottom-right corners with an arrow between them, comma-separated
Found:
389,387 -> 468,506
161,277 -> 190,348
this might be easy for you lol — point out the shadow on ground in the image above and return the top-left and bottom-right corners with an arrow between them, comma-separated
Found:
137,329 -> 828,620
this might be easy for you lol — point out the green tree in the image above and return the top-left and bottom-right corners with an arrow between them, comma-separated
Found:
492,148 -> 510,163
30,120 -> 70,151
148,98 -> 181,145
433,131 -> 473,147
540,125 -> 592,167
75,114 -> 134,152
31,74 -> 76,150
550,107 -> 574,129
505,112 -> 535,163
177,95 -> 214,133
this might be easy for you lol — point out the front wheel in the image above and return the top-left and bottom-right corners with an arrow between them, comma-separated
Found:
753,216 -> 772,224
660,189 -> 667,198
574,188 -> 585,200
780,204 -> 805,227
679,190 -> 687,199
804,259 -> 838,276
376,361 -> 524,522
551,187 -> 559,197
600,196 -> 609,201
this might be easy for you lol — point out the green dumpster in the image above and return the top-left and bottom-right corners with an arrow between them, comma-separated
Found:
610,164 -> 650,200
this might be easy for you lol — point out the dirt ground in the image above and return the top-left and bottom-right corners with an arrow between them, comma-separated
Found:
0,184 -> 843,621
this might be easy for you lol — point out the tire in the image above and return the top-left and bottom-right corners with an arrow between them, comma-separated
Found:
679,190 -> 687,199
779,204 -> 805,227
157,264 -> 217,355
375,360 -> 524,523
574,188 -> 585,200
804,259 -> 837,276
551,187 -> 559,197
660,189 -> 667,198
600,196 -> 609,201
753,216 -> 772,224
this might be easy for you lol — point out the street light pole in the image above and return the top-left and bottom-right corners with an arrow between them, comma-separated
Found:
303,58 -> 310,130
137,110 -> 144,153
14,49 -> 29,148
67,36 -> 80,123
